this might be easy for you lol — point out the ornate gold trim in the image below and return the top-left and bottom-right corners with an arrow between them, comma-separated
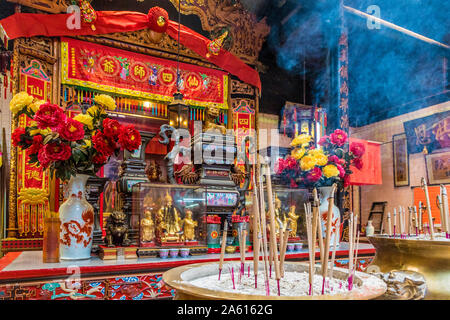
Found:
18,45 -> 57,65
168,0 -> 270,65
61,40 -> 229,109
7,0 -> 70,13
75,34 -> 220,70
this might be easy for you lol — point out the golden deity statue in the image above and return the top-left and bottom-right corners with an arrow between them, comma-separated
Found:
157,191 -> 182,242
274,195 -> 286,234
286,205 -> 300,237
140,209 -> 155,242
181,210 -> 198,241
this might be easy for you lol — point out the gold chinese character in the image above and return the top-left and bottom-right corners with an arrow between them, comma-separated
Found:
26,170 -> 42,182
187,75 -> 199,88
28,85 -> 43,98
134,65 -> 146,79
102,60 -> 116,74
162,72 -> 173,83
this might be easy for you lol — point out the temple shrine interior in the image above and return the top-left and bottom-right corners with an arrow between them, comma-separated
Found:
0,0 -> 448,303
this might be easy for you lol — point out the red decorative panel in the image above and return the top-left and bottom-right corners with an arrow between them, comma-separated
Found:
0,273 -> 174,300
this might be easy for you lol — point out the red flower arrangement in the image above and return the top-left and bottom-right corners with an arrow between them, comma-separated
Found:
102,118 -> 121,138
9,92 -> 142,181
57,118 -> 85,141
276,129 -> 365,188
34,102 -> 66,129
93,131 -> 117,157
118,125 -> 142,151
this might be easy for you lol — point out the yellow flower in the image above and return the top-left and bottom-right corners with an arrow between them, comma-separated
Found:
290,134 -> 312,147
29,128 -> 47,136
86,105 -> 104,116
94,94 -> 116,111
300,155 -> 317,171
28,100 -> 45,113
291,148 -> 305,160
323,164 -> 339,178
10,92 -> 34,114
83,139 -> 92,148
308,148 -> 324,156
313,153 -> 328,166
73,113 -> 94,130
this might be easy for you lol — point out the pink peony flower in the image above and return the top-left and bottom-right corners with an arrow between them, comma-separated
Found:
275,158 -> 286,174
336,163 -> 346,178
350,142 -> 365,158
306,167 -> 322,183
353,157 -> 363,170
328,155 -> 340,164
318,135 -> 330,147
343,175 -> 350,187
330,129 -> 348,147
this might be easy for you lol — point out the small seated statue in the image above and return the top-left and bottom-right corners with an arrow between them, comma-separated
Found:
105,210 -> 131,247
157,192 -> 182,242
181,210 -> 198,242
203,106 -> 227,135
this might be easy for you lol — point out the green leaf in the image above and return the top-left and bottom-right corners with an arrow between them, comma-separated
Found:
43,134 -> 53,145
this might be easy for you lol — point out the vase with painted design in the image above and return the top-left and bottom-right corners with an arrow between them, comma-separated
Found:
59,174 -> 94,260
318,186 -> 341,248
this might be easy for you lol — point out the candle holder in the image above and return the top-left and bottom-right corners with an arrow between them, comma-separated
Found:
42,211 -> 61,263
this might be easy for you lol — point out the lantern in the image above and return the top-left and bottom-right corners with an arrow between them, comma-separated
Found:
168,91 -> 189,129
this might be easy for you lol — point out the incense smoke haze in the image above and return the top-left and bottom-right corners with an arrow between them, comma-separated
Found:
267,0 -> 449,127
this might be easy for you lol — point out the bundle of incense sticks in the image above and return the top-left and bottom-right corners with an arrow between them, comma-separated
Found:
413,206 -> 419,236
348,213 -> 354,289
229,266 -> 236,289
252,177 -> 261,288
399,206 -> 405,239
407,207 -> 412,236
239,227 -> 247,279
421,177 -> 435,239
440,185 -> 449,239
321,183 -> 337,295
304,202 -> 314,295
310,188 -> 320,295
329,216 -> 341,282
257,160 -> 271,296
393,208 -> 397,237
387,212 -> 392,236
218,222 -> 228,280
279,222 -> 290,278
264,160 -> 282,296
418,201 -> 423,233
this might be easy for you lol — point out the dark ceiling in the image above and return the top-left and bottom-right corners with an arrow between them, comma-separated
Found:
2,0 -> 448,127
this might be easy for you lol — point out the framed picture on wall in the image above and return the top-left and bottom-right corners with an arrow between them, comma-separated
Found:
425,150 -> 450,185
392,133 -> 410,187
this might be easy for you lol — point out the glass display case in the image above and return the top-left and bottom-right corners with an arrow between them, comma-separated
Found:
263,187 -> 310,241
132,182 -> 242,257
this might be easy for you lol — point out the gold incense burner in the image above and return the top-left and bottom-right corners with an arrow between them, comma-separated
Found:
368,235 -> 450,299
163,261 -> 386,300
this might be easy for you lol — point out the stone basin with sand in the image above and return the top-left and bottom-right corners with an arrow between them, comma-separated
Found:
163,261 -> 387,300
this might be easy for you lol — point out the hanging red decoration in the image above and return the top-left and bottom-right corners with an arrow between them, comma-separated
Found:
0,7 -> 261,91
147,6 -> 168,33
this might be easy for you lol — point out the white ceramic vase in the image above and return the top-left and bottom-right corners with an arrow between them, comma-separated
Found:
59,174 -> 94,260
318,186 -> 341,248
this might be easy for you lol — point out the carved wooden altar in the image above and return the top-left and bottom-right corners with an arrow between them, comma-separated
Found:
1,0 -> 270,253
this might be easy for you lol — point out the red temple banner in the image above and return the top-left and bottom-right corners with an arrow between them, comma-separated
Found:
17,60 -> 51,238
61,37 -> 229,109
348,138 -> 382,186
